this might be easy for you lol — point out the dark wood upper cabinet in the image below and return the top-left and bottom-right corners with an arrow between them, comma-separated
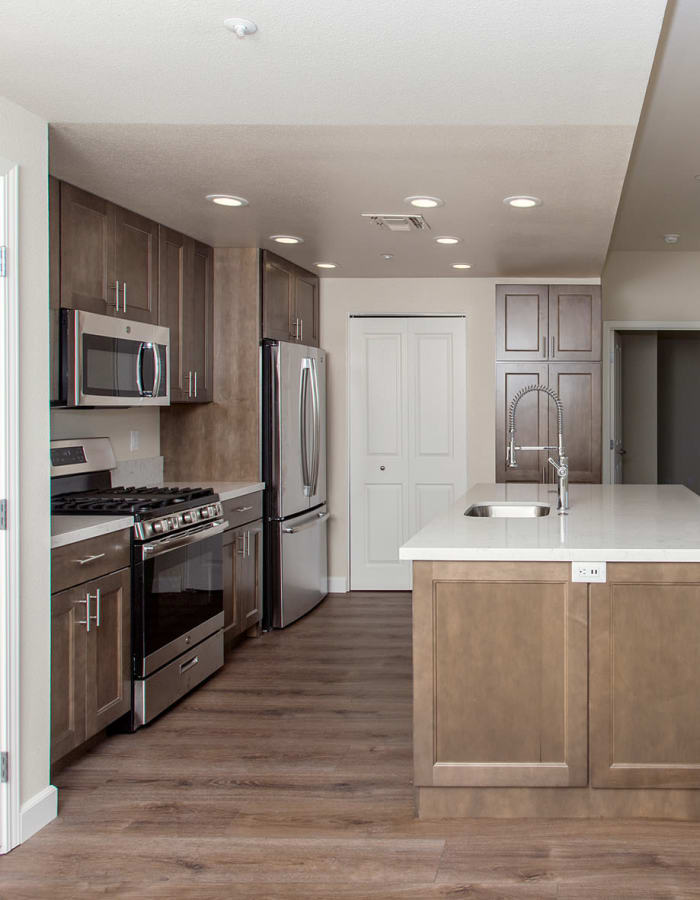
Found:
262,250 -> 319,347
158,225 -> 187,401
187,240 -> 214,402
113,206 -> 158,324
49,176 -> 61,405
496,284 -> 601,362
59,181 -> 116,315
548,285 -> 601,361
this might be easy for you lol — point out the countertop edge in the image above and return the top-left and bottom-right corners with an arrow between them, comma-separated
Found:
400,549 -> 700,562
51,516 -> 135,550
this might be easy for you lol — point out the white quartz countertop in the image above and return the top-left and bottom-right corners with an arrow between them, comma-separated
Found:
51,515 -> 134,550
163,481 -> 264,502
399,483 -> 700,562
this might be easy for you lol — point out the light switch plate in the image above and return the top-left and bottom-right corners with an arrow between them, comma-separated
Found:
572,561 -> 607,583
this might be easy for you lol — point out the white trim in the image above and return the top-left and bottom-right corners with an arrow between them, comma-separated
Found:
0,164 -> 21,853
19,786 -> 57,844
327,576 -> 348,594
602,320 -> 700,483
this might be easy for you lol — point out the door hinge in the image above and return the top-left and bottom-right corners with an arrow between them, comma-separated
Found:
0,499 -> 6,530
1,752 -> 8,783
0,246 -> 6,277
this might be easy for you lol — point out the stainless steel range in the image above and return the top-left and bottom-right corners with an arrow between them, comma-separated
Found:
50,438 -> 227,729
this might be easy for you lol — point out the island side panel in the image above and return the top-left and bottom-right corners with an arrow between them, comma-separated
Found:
412,561 -> 588,790
590,562 -> 700,789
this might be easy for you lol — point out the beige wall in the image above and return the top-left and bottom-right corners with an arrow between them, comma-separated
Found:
603,251 -> 700,321
0,96 -> 51,805
320,276 -> 599,584
51,408 -> 160,460
620,331 -> 657,483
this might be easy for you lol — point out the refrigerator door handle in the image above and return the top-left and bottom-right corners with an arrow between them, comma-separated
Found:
282,511 -> 330,534
310,357 -> 321,497
300,359 -> 313,496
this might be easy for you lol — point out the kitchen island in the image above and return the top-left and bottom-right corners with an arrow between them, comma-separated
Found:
400,483 -> 700,819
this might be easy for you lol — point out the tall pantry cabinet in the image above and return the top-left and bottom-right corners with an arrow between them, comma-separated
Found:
495,284 -> 602,483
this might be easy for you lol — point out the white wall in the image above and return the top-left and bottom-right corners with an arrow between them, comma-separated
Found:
321,276 -> 600,586
51,408 -> 160,460
0,97 -> 51,809
603,251 -> 700,321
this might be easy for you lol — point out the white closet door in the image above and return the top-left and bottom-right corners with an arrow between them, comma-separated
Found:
349,317 -> 467,591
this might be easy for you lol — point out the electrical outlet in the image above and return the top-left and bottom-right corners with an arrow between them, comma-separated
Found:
571,561 -> 607,583
130,430 -> 140,452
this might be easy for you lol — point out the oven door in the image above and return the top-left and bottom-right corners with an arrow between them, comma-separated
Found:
63,309 -> 170,407
133,520 -> 227,676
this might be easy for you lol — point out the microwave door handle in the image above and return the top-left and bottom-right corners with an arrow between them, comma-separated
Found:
151,343 -> 161,397
136,342 -> 146,396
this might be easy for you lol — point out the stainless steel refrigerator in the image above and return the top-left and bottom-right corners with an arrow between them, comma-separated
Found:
262,340 -> 328,628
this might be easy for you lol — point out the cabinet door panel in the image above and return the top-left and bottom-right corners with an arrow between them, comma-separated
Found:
548,362 -> 601,483
549,285 -> 601,361
86,569 -> 131,738
591,566 -> 700,788
495,363 -> 549,483
222,529 -> 240,642
60,182 -> 115,314
51,585 -> 88,763
262,252 -> 295,341
496,285 -> 548,360
114,206 -> 158,323
242,523 -> 263,629
158,226 -> 187,401
295,272 -> 319,347
413,562 -> 588,787
188,240 -> 214,402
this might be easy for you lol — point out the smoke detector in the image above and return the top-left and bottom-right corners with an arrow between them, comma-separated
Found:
664,233 -> 680,244
362,213 -> 430,232
224,17 -> 258,38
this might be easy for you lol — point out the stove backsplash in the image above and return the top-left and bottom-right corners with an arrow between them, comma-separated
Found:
111,456 -> 164,488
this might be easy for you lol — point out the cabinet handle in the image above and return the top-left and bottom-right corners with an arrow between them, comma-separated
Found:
235,505 -> 253,513
94,588 -> 101,627
77,590 -> 99,631
194,370 -> 197,399
73,553 -> 106,566
237,534 -> 246,557
300,318 -> 303,343
187,371 -> 192,398
179,655 -> 199,674
123,282 -> 127,314
542,336 -> 546,358
114,280 -> 120,313
551,336 -> 555,357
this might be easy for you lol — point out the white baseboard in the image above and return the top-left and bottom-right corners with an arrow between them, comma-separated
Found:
20,785 -> 57,843
327,576 -> 348,594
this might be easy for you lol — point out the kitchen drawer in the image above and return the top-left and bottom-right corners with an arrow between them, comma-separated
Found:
51,529 -> 131,594
222,492 -> 263,530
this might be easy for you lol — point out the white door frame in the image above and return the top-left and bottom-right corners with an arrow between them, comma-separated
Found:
0,162 -> 21,853
347,313 -> 467,591
602,320 -> 700,484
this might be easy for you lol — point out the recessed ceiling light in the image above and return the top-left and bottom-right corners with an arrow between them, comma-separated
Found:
380,253 -> 394,260
404,195 -> 444,209
270,235 -> 304,245
435,236 -> 460,245
503,195 -> 543,208
452,263 -> 472,269
664,233 -> 680,244
315,262 -> 337,269
224,17 -> 258,38
206,194 -> 248,207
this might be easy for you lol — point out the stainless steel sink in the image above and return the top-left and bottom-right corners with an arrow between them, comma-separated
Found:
464,502 -> 551,518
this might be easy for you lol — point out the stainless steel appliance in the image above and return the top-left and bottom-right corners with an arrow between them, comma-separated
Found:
50,438 -> 225,729
262,340 -> 328,628
59,309 -> 170,407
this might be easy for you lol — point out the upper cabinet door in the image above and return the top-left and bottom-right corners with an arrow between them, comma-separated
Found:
549,285 -> 601,361
158,225 -> 187,401
294,271 -> 319,347
187,240 -> 214,403
262,251 -> 295,342
60,181 -> 116,314
496,285 -> 549,360
114,206 -> 159,323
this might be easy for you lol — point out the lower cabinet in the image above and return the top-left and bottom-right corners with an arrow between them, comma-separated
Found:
223,520 -> 263,647
51,568 -> 131,764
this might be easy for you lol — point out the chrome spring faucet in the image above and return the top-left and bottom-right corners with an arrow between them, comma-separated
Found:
506,384 -> 569,512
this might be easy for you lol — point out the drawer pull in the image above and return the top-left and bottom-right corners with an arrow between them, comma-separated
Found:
235,506 -> 253,513
73,553 -> 106,566
180,655 -> 199,674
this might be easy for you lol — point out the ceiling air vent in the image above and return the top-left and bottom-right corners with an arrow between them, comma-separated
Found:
361,213 -> 430,232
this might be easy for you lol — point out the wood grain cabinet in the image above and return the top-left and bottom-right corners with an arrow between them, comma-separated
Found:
58,181 -> 158,323
51,566 -> 131,764
262,250 -> 319,347
222,504 -> 263,649
158,228 -> 213,403
496,284 -> 601,362
590,564 -> 700,789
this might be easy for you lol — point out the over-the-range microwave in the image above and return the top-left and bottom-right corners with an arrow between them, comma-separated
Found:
59,309 -> 170,407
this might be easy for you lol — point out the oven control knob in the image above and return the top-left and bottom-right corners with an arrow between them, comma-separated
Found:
209,505 -> 218,517
183,512 -> 192,524
153,521 -> 163,533
200,507 -> 209,519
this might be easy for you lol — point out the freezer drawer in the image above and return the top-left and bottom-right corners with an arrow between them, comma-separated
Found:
271,506 -> 328,628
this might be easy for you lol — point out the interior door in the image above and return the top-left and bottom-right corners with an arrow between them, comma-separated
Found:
349,317 -> 467,591
612,333 -> 624,483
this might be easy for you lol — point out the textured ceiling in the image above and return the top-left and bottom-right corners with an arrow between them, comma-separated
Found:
610,0 -> 700,251
1,0 -> 668,275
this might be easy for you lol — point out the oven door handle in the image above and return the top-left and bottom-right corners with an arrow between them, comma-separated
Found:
141,519 -> 229,560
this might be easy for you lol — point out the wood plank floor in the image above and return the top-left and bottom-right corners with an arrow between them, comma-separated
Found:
2,592 -> 700,898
